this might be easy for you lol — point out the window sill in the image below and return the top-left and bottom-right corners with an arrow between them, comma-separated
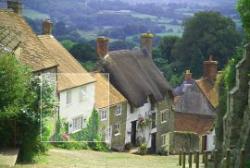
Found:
101,118 -> 107,121
114,133 -> 120,137
115,113 -> 122,116
161,121 -> 167,124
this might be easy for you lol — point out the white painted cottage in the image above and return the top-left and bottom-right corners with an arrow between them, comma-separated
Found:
39,20 -> 96,134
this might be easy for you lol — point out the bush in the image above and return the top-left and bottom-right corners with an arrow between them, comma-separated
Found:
124,143 -> 132,151
138,143 -> 148,155
158,147 -> 169,156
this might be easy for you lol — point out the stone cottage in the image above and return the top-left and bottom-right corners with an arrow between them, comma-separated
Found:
96,34 -> 174,153
93,73 -> 127,151
173,57 -> 219,152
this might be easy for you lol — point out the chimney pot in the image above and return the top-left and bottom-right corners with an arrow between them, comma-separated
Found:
184,69 -> 192,81
7,0 -> 22,15
42,19 -> 53,35
203,55 -> 218,82
140,33 -> 154,57
96,37 -> 109,58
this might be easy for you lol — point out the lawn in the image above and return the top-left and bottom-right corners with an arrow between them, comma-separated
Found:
14,148 -> 181,168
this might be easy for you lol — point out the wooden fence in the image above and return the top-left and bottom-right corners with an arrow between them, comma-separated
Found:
177,148 -> 246,168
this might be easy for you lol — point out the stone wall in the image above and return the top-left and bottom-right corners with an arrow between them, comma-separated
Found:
217,44 -> 250,168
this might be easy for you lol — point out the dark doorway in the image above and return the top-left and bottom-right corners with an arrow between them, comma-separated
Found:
151,133 -> 157,153
131,120 -> 137,146
202,135 -> 207,152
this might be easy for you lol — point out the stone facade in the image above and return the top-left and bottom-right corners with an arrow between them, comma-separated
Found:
99,102 -> 127,151
217,44 -> 250,168
155,96 -> 174,153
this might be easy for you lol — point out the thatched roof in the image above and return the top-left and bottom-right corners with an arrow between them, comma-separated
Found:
93,73 -> 126,109
0,10 -> 58,71
39,35 -> 95,91
102,49 -> 172,107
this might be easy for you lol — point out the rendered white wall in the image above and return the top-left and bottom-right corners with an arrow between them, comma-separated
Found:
59,83 -> 95,133
206,129 -> 215,151
125,100 -> 153,148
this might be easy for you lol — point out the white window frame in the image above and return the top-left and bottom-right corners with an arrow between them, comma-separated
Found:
161,109 -> 168,124
113,123 -> 120,136
100,108 -> 108,121
66,90 -> 72,105
79,86 -> 86,102
72,116 -> 83,131
115,104 -> 122,116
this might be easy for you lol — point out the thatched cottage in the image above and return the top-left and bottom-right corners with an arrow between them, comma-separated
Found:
96,34 -> 174,153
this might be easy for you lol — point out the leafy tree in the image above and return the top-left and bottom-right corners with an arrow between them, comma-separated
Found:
172,11 -> 241,77
159,36 -> 180,62
237,0 -> 250,40
69,43 -> 97,63
0,54 -> 56,162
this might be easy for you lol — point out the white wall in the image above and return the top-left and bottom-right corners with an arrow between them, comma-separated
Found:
206,129 -> 215,151
125,99 -> 153,148
59,83 -> 95,133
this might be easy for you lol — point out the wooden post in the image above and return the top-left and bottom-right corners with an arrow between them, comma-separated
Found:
189,153 -> 192,168
179,152 -> 182,166
204,151 -> 208,168
240,148 -> 245,168
183,153 -> 186,168
226,149 -> 230,168
214,149 -> 218,168
195,152 -> 199,168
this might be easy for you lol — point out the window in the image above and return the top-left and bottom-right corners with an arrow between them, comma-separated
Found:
73,116 -> 83,131
100,109 -> 108,121
115,104 -> 122,116
161,134 -> 167,146
151,112 -> 156,128
161,110 -> 168,123
79,87 -> 86,102
113,123 -> 120,136
66,90 -> 72,104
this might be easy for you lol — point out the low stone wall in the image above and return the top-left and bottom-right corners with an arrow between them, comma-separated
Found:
168,131 -> 199,154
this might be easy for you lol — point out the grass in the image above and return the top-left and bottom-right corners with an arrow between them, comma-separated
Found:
14,148 -> 181,168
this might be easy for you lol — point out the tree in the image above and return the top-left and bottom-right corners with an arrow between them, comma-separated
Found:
237,0 -> 250,40
0,54 -> 56,162
159,36 -> 180,62
172,11 -> 241,77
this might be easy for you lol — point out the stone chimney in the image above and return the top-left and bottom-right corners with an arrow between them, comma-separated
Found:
7,0 -> 22,15
203,55 -> 218,82
184,70 -> 192,81
42,19 -> 53,35
96,37 -> 109,58
140,33 -> 153,57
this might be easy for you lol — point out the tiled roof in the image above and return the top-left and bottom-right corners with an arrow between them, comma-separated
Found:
175,112 -> 214,135
0,10 -> 58,71
196,78 -> 219,108
38,35 -> 95,91
93,73 -> 126,109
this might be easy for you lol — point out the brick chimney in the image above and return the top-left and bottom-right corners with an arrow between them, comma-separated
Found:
7,0 -> 22,15
96,37 -> 109,58
42,19 -> 53,35
184,70 -> 192,81
203,55 -> 218,82
140,33 -> 153,57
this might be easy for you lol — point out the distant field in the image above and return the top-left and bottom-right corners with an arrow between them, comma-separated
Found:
23,9 -> 49,20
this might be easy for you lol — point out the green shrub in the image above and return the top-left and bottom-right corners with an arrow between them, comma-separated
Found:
138,143 -> 148,155
124,143 -> 132,151
158,147 -> 169,156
